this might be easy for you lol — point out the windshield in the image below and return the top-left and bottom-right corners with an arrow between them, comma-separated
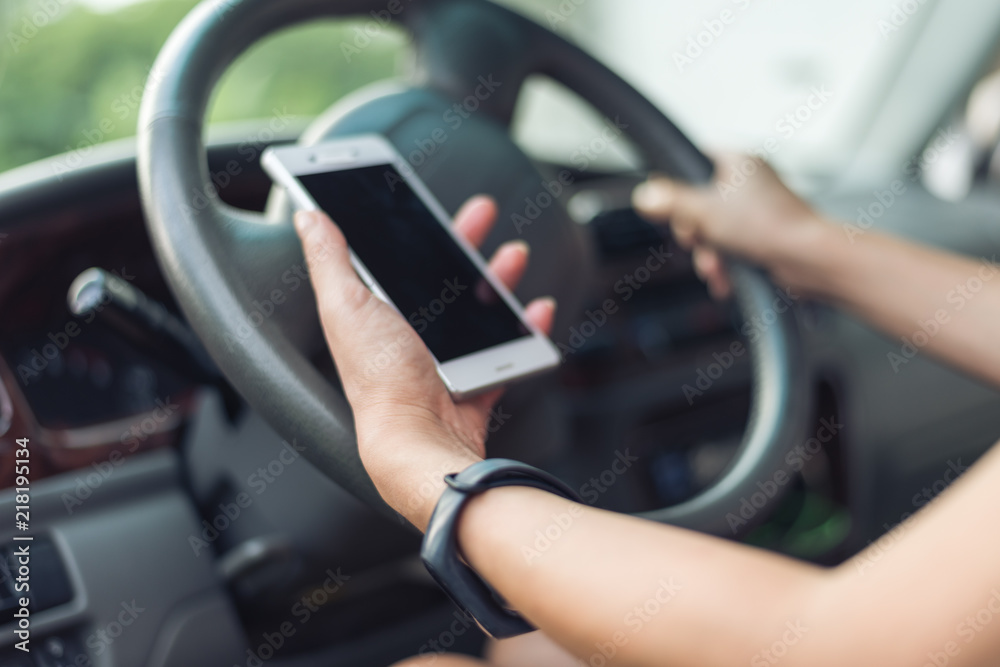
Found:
0,0 -> 946,180
0,0 -> 406,173
502,0 -> 944,183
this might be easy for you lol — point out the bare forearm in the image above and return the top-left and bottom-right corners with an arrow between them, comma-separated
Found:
775,218 -> 1000,385
458,487 -> 827,666
454,443 -> 1000,667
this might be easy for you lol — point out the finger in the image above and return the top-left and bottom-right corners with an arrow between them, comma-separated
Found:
453,196 -> 498,250
632,176 -> 677,222
294,210 -> 381,343
524,297 -> 557,337
708,276 -> 732,300
692,246 -> 718,280
671,217 -> 700,250
692,246 -> 732,300
707,269 -> 733,300
487,240 -> 530,292
717,152 -> 774,185
633,176 -> 713,228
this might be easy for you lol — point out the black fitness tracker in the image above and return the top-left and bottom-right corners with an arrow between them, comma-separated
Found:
420,458 -> 583,638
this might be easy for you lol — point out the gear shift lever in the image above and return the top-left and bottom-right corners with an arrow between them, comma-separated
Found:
67,267 -> 220,386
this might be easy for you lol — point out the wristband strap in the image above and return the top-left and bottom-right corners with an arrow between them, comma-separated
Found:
420,458 -> 582,638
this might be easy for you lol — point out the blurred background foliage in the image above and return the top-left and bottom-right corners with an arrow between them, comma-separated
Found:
0,0 -> 409,173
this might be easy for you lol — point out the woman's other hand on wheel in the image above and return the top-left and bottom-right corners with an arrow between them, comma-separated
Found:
633,154 -> 834,299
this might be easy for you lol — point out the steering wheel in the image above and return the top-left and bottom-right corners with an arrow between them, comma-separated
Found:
138,0 -> 808,536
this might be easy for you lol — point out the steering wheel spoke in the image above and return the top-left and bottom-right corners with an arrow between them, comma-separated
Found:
211,204 -> 324,356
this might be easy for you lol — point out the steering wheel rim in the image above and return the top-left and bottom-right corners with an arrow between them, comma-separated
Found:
138,0 -> 809,536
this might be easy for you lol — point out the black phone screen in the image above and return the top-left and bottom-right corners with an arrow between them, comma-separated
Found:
298,164 -> 530,363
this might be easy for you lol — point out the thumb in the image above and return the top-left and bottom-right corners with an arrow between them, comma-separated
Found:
633,175 -> 712,225
294,209 -> 381,349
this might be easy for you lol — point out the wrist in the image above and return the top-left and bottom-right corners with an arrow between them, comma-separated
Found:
420,461 -> 583,637
358,428 -> 482,532
458,485 -> 551,550
767,213 -> 843,299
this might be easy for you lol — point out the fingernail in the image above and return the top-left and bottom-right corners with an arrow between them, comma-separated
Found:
508,240 -> 531,257
294,210 -> 319,234
539,296 -> 557,312
633,181 -> 672,211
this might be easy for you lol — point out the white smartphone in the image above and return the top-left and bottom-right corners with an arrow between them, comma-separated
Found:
262,135 -> 561,398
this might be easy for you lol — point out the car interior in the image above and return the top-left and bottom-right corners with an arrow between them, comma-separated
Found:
2,0 -> 1000,665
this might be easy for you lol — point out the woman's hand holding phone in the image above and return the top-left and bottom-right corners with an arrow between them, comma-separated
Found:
294,195 -> 557,532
